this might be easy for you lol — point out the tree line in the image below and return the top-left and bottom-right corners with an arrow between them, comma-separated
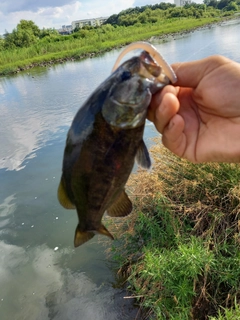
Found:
204,0 -> 239,9
104,1 -> 239,26
0,1 -> 239,51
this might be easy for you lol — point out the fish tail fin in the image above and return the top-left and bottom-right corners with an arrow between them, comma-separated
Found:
74,225 -> 95,247
74,224 -> 114,247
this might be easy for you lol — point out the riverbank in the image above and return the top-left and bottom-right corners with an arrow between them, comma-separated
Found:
0,15 -> 238,76
110,138 -> 240,319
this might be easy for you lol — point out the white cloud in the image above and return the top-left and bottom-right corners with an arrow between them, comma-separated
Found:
0,0 -> 75,14
0,0 -> 137,34
133,0 -> 165,6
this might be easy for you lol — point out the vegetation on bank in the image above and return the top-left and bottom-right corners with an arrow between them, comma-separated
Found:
110,138 -> 240,319
0,1 -> 240,75
104,0 -> 240,26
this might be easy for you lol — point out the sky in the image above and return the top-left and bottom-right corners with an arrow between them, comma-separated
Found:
0,0 -> 195,35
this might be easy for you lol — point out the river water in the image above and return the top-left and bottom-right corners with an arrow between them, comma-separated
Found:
0,19 -> 240,320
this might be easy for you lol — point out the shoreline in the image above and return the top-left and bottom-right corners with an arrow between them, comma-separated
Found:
1,16 -> 239,77
150,16 -> 240,42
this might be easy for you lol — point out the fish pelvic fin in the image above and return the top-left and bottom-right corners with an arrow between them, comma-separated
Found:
57,177 -> 75,209
135,140 -> 151,169
107,190 -> 132,217
74,224 -> 114,247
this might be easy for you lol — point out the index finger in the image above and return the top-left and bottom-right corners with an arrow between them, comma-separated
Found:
171,55 -> 232,88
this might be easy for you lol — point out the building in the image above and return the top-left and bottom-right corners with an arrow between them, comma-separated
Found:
71,17 -> 109,30
58,25 -> 73,35
174,0 -> 191,6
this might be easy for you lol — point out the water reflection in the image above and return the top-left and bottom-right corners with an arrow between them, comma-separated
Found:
0,128 -> 140,319
0,57 -> 114,171
0,242 -> 136,320
0,194 -> 16,228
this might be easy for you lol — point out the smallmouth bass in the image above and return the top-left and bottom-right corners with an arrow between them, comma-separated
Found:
58,43 -> 176,247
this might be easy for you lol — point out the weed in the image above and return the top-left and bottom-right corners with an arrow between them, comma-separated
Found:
110,138 -> 240,319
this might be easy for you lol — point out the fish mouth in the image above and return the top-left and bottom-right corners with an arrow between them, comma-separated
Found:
138,50 -> 170,86
112,41 -> 177,84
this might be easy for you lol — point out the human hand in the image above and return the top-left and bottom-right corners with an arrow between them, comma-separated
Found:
148,55 -> 240,163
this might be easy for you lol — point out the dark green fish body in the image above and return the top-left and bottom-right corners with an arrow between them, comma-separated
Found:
58,51 -> 169,247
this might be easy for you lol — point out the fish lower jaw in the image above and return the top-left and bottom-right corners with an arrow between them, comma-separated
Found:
108,111 -> 146,129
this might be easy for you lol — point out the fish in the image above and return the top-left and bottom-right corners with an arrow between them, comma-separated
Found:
58,42 -> 177,247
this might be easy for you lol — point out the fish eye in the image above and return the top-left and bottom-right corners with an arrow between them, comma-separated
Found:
121,71 -> 131,81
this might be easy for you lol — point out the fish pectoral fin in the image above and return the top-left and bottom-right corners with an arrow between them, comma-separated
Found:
57,177 -> 75,209
135,140 -> 151,169
107,190 -> 132,217
74,224 -> 114,247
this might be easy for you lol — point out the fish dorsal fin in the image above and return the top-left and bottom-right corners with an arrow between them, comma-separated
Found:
74,224 -> 114,247
57,177 -> 75,209
135,140 -> 151,169
107,190 -> 132,217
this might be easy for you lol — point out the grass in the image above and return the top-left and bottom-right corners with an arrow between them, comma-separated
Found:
0,16 -> 231,76
209,300 -> 240,319
109,137 -> 240,319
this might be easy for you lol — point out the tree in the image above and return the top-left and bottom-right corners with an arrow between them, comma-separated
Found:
158,2 -> 175,10
104,14 -> 119,25
3,20 -> 40,49
12,28 -> 37,47
100,24 -> 114,33
17,20 -> 40,37
217,0 -> 231,9
3,31 -> 16,49
226,1 -> 238,10
138,12 -> 148,23
0,36 -> 4,51
208,0 -> 218,7
40,28 -> 59,38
